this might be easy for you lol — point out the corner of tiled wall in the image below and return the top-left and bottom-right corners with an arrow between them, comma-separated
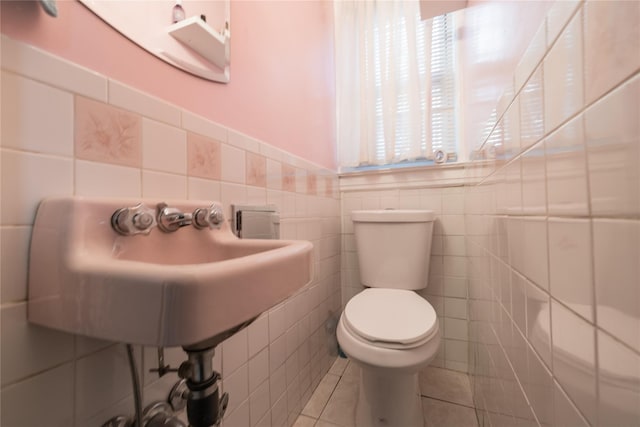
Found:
0,34 -> 342,427
464,0 -> 639,426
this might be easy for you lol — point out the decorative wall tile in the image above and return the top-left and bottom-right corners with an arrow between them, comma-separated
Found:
282,163 -> 296,192
187,132 -> 222,180
75,96 -> 142,167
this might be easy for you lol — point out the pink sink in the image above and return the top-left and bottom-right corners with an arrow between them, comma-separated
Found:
28,197 -> 313,347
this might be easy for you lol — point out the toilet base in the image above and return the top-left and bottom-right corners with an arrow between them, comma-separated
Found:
356,366 -> 423,427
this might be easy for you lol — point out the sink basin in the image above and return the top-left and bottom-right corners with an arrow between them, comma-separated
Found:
27,197 -> 313,347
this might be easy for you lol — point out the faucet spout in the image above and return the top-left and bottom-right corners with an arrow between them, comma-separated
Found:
157,203 -> 193,232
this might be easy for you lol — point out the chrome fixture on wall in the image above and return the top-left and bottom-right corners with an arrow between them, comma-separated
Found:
111,202 -> 225,235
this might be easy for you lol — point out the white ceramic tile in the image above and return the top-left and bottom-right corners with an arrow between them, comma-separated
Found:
1,150 -> 73,226
585,75 -> 640,217
514,19 -> 546,92
0,226 -> 31,303
109,80 -> 181,126
224,364 -> 249,416
597,330 -> 640,426
187,177 -> 221,201
268,303 -> 287,342
546,0 -> 581,48
269,363 -> 287,406
229,129 -> 261,153
525,346 -> 554,426
270,392 -> 288,427
548,218 -> 593,321
182,111 -> 227,143
0,302 -> 74,386
249,347 -> 270,392
543,9 -> 584,133
521,142 -> 546,215
256,410 -> 272,427
519,68 -> 544,151
75,344 -> 142,423
445,297 -> 468,320
583,0 -> 640,104
142,118 -> 187,174
221,143 -> 246,184
0,35 -> 107,101
593,219 -> 640,353
76,160 -> 141,198
269,335 -> 287,374
266,159 -> 282,191
551,300 -> 597,425
223,328 -> 249,376
444,339 -> 469,364
249,379 -> 271,427
553,379 -> 590,427
1,71 -> 74,156
525,279 -> 551,367
439,215 -> 466,236
142,170 -> 187,198
511,271 -> 527,334
545,115 -> 589,216
0,362 -> 74,427
444,317 -> 468,341
502,95 -> 521,159
521,217 -> 548,291
248,314 -> 269,358
224,398 -> 250,427
442,191 -> 465,214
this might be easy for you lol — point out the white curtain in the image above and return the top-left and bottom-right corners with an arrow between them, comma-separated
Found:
335,0 -> 433,167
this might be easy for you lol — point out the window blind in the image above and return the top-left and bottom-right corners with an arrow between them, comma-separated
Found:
370,13 -> 457,165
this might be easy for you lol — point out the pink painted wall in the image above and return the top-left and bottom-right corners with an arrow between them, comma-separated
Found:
0,0 -> 337,170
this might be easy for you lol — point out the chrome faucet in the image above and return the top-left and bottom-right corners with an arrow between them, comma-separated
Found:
157,203 -> 193,232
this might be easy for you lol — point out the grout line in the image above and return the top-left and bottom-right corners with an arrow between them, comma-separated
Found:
419,394 -> 476,410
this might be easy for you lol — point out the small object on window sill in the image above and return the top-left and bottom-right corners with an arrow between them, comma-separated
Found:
172,0 -> 185,24
433,150 -> 448,164
39,0 -> 58,17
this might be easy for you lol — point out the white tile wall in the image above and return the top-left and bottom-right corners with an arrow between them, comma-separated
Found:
466,1 -> 640,426
0,34 -> 340,427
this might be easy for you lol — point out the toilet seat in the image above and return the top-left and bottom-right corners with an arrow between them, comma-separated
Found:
343,288 -> 438,349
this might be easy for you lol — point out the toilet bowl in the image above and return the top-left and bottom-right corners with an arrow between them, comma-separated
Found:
337,209 -> 439,427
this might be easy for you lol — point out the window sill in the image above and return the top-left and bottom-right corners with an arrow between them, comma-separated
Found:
339,160 -> 464,177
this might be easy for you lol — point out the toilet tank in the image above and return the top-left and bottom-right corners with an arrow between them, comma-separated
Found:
352,209 -> 435,290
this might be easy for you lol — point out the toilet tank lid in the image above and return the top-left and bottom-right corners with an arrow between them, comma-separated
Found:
352,209 -> 435,223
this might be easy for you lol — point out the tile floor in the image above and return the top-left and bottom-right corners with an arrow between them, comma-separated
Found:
294,358 -> 478,427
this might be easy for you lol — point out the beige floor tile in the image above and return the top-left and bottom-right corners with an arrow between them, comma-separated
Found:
342,361 -> 360,379
314,420 -> 343,427
319,374 -> 358,427
422,397 -> 478,427
419,366 -> 474,407
302,373 -> 341,418
329,357 -> 349,376
293,415 -> 317,427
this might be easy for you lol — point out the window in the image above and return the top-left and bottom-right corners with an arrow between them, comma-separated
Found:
335,2 -> 458,169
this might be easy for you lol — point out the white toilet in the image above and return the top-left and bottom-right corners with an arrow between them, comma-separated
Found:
337,209 -> 440,427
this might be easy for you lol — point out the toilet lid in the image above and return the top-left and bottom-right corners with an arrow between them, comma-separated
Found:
344,288 -> 437,346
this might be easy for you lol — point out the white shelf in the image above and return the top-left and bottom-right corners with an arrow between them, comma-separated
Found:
168,16 -> 229,69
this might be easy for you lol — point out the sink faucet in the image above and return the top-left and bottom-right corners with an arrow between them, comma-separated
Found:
157,203 -> 193,232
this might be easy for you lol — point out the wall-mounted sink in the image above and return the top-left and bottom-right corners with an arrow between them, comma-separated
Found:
27,197 -> 313,347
